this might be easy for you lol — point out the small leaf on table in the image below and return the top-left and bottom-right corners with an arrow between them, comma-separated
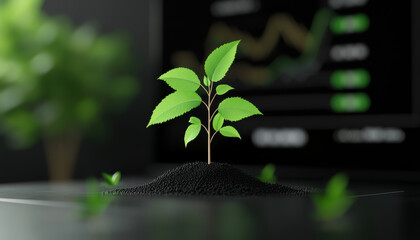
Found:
101,171 -> 121,186
102,173 -> 113,185
111,171 -> 121,185
257,164 -> 277,183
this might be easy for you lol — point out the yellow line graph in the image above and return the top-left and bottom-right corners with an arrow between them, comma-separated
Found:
170,9 -> 331,86
172,13 -> 313,69
207,13 -> 313,60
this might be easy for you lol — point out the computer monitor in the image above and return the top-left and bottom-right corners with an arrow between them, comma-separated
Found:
156,0 -> 420,170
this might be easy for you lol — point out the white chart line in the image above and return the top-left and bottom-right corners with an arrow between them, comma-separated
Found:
352,190 -> 405,198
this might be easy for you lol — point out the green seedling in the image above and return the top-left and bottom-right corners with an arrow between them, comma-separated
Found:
257,164 -> 277,183
147,40 -> 262,164
101,171 -> 121,187
312,173 -> 354,221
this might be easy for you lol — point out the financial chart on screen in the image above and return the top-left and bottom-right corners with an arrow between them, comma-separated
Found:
158,0 -> 420,169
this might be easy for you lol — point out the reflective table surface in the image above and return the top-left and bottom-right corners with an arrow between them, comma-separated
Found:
0,176 -> 419,240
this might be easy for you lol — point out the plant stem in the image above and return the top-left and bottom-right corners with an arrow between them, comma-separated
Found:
200,83 -> 209,95
208,106 -> 211,164
202,101 -> 209,109
201,124 -> 209,134
207,81 -> 211,164
210,130 -> 220,142
207,79 -> 213,164
210,108 -> 218,122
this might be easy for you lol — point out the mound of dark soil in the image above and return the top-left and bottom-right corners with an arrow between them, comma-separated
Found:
108,162 -> 309,197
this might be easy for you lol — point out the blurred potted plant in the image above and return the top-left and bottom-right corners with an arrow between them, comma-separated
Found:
0,0 -> 138,181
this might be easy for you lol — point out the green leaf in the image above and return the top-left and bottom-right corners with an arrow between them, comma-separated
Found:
203,76 -> 210,87
184,124 -> 201,147
147,91 -> 202,127
326,173 -> 349,198
216,84 -> 234,95
189,116 -> 201,125
102,173 -> 113,185
311,173 -> 354,221
212,113 -> 224,131
204,40 -> 240,82
218,97 -> 262,122
111,171 -> 121,185
101,171 -> 120,186
220,126 -> 241,139
257,164 -> 277,183
158,67 -> 200,91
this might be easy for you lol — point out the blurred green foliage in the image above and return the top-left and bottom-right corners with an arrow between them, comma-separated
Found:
312,173 -> 354,221
0,0 -> 138,148
79,171 -> 121,219
257,163 -> 277,183
79,178 -> 115,219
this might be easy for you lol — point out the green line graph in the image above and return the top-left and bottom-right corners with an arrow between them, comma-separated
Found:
263,8 -> 334,85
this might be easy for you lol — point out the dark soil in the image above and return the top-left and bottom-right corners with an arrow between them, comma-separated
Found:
107,162 -> 310,197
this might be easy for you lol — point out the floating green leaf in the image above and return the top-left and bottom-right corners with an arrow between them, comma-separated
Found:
216,84 -> 234,95
220,126 -> 241,139
212,113 -> 224,131
189,116 -> 201,125
158,67 -> 200,91
147,91 -> 202,127
218,97 -> 262,122
204,40 -> 240,82
184,124 -> 201,147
